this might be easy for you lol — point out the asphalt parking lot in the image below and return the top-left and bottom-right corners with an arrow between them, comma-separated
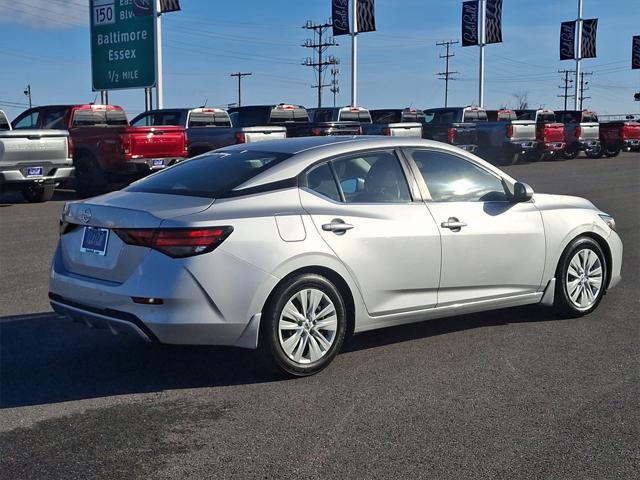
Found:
1,152 -> 638,479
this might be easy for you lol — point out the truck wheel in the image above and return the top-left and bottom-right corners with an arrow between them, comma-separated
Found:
604,146 -> 621,158
585,146 -> 603,159
21,184 -> 55,203
498,151 -> 519,166
562,147 -> 578,159
74,153 -> 108,198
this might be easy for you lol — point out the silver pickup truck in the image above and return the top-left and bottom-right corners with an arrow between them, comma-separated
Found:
0,109 -> 73,202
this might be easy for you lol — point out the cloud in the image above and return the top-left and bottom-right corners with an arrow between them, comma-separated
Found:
0,0 -> 88,30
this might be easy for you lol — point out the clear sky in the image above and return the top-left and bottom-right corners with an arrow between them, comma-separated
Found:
0,0 -> 638,120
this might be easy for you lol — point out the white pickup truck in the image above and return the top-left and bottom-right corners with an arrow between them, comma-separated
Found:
0,110 -> 73,202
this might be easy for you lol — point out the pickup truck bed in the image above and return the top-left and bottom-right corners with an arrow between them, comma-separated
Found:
599,121 -> 640,157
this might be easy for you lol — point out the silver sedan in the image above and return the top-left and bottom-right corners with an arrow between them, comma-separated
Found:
49,137 -> 623,376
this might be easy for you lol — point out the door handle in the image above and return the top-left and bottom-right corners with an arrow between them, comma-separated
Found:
441,217 -> 467,232
322,219 -> 354,235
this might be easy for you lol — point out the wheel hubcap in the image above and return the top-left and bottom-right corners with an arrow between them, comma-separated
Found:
566,248 -> 603,309
278,288 -> 337,365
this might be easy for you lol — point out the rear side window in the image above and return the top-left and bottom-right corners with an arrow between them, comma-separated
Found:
41,109 -> 67,129
127,150 -> 291,198
305,163 -> 341,202
0,113 -> 10,130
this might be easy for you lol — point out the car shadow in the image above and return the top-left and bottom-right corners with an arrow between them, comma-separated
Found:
0,188 -> 77,206
0,305 -> 562,408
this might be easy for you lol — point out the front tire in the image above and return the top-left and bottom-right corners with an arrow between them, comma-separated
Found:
554,237 -> 607,317
261,274 -> 347,377
21,184 -> 55,203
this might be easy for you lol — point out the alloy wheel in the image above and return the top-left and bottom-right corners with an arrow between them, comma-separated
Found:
278,288 -> 338,364
565,248 -> 603,310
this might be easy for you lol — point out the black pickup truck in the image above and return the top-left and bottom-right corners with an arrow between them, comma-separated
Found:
421,107 -> 480,153
229,104 -> 363,138
130,107 -> 286,157
307,106 -> 369,136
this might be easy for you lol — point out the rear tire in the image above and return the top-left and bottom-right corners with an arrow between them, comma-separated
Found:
21,184 -> 55,203
553,236 -> 607,318
562,147 -> 579,159
74,153 -> 108,198
585,146 -> 603,158
497,150 -> 520,166
261,274 -> 347,377
604,146 -> 621,158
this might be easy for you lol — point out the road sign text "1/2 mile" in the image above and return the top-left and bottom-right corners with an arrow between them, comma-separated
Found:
90,0 -> 156,91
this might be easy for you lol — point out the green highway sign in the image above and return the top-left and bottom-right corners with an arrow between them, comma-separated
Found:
90,0 -> 156,91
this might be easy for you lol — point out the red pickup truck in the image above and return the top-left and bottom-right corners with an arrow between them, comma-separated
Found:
598,120 -> 640,157
11,104 -> 187,197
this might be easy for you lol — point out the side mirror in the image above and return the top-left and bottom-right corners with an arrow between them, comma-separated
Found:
512,182 -> 534,202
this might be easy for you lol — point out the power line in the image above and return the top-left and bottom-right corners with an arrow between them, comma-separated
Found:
230,72 -> 252,107
436,40 -> 459,108
558,69 -> 575,110
301,20 -> 339,108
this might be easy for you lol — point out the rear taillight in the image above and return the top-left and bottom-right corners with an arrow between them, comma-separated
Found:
235,132 -> 246,144
575,126 -> 581,138
382,127 -> 391,136
447,128 -> 455,143
67,136 -> 74,158
114,227 -> 233,258
505,125 -> 514,139
311,127 -> 322,136
120,134 -> 131,155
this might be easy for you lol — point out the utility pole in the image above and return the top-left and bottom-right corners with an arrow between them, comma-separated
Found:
302,20 -> 339,108
230,72 -> 252,107
558,69 -> 575,110
436,40 -> 459,108
330,67 -> 340,107
578,71 -> 592,110
23,85 -> 32,108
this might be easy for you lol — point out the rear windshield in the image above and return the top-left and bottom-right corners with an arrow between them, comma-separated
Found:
423,109 -> 461,124
188,111 -> 231,127
269,107 -> 309,123
71,109 -> 128,127
557,111 -> 580,124
487,111 -> 516,121
339,109 -> 372,123
126,150 -> 292,198
463,110 -> 488,122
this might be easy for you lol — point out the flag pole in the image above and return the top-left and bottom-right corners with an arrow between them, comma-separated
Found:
574,0 -> 583,110
155,0 -> 164,109
351,0 -> 358,107
478,0 -> 486,108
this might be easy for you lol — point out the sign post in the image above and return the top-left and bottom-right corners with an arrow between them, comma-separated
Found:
90,0 -> 156,92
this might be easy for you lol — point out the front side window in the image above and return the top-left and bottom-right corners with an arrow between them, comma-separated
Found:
407,149 -> 507,202
127,150 -> 291,198
12,110 -> 40,129
332,151 -> 411,203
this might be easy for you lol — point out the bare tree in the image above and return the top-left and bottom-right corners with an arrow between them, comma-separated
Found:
512,91 -> 529,110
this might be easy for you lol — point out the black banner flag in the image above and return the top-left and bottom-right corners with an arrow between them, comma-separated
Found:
462,1 -> 479,47
633,36 -> 640,70
581,19 -> 598,58
159,0 -> 181,13
332,0 -> 350,36
357,0 -> 376,33
560,21 -> 576,60
485,0 -> 503,44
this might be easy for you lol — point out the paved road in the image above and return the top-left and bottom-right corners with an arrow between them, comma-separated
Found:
1,153 -> 638,479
